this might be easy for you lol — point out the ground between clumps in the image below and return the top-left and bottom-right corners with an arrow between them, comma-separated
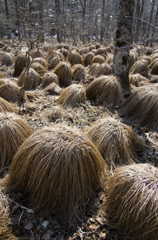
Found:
0,42 -> 158,240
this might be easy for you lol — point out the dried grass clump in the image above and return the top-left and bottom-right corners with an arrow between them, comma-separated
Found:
6,124 -> 107,224
1,52 -> 15,66
120,86 -> 158,131
105,53 -> 113,66
150,61 -> 158,75
47,48 -> 64,66
72,64 -> 85,81
85,75 -> 122,106
60,48 -> 68,58
31,62 -> 47,76
17,67 -> 41,90
41,72 -> 59,88
84,52 -> 94,66
0,78 -> 26,103
92,63 -> 112,77
30,48 -> 44,59
129,74 -> 140,87
67,51 -> 83,65
44,82 -> 62,95
91,55 -> 105,64
95,47 -> 107,57
56,84 -> 86,107
13,53 -> 32,77
130,59 -> 148,77
87,117 -> 147,169
88,63 -> 100,76
47,106 -> 67,122
0,112 -> 33,170
129,50 -> 138,68
105,163 -> 158,240
32,57 -> 48,69
0,97 -> 17,113
0,72 -> 6,78
54,62 -> 72,87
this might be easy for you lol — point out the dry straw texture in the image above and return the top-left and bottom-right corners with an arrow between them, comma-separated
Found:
150,61 -> 158,75
18,67 -> 41,90
67,51 -> 83,65
85,75 -> 122,106
91,63 -> 112,77
87,117 -> 147,169
57,84 -> 86,107
105,163 -> 158,240
1,52 -> 15,66
32,57 -> 49,69
95,47 -> 107,57
0,72 -> 6,78
54,62 -> 72,87
7,125 -> 107,224
0,112 -> 33,171
0,78 -> 26,103
91,55 -> 105,64
120,85 -> 158,132
130,59 -> 148,77
13,53 -> 32,76
44,82 -> 62,95
0,97 -> 17,113
30,62 -> 47,76
41,72 -> 59,88
72,64 -> 85,81
30,48 -> 44,59
84,52 -> 94,66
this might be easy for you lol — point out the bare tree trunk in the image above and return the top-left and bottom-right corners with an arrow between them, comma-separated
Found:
79,0 -> 87,43
113,0 -> 135,91
4,0 -> 11,39
150,3 -> 158,47
146,0 -> 156,46
100,0 -> 105,42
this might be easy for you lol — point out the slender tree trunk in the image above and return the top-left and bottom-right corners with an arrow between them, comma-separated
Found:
146,0 -> 156,46
113,0 -> 135,91
4,0 -> 11,39
100,0 -> 105,42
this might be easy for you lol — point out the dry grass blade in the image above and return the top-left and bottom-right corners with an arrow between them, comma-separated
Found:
72,64 -> 85,81
150,61 -> 158,75
67,51 -> 83,65
105,163 -> 158,240
18,67 -> 41,90
30,62 -> 47,76
130,59 -> 148,77
91,55 -> 105,64
0,97 -> 17,113
87,117 -> 147,169
84,52 -> 94,66
13,53 -> 32,77
32,57 -> 49,69
41,72 -> 59,88
6,124 -> 107,225
53,62 -> 72,87
30,48 -> 44,59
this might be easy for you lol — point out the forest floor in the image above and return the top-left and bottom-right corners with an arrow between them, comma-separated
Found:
0,41 -> 158,240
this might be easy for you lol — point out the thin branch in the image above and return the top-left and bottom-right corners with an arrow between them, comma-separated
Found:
125,16 -> 158,29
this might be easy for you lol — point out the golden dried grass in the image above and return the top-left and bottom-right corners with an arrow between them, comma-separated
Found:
60,48 -> 68,58
129,50 -> 138,69
84,52 -> 94,66
30,48 -> 44,59
92,63 -> 112,77
105,53 -> 113,66
87,117 -> 147,169
56,84 -> 86,107
130,59 -> 148,77
95,47 -> 107,57
72,64 -> 85,81
105,163 -> 158,240
6,124 -> 107,224
0,97 -> 17,113
0,72 -> 6,78
85,75 -> 122,106
119,85 -> 158,131
53,62 -> 72,87
129,74 -> 140,87
17,67 -> 41,90
88,63 -> 100,76
1,52 -> 15,66
41,72 -> 59,88
32,57 -> 48,69
30,62 -> 47,76
150,61 -> 158,75
44,82 -> 62,95
13,53 -> 32,77
67,51 -> 83,65
0,112 -> 33,171
91,55 -> 105,64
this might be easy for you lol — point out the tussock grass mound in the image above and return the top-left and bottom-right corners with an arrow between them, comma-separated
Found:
72,64 -> 85,81
0,97 -> 17,113
67,51 -> 83,65
32,57 -> 49,69
150,61 -> 158,75
95,47 -> 107,57
31,62 -> 47,76
88,63 -> 100,76
6,124 -> 107,224
13,53 -> 32,77
60,48 -> 68,58
30,48 -> 44,59
85,75 -> 122,106
0,112 -> 33,171
129,74 -> 140,87
17,67 -> 41,90
44,82 -> 62,95
105,53 -> 113,66
0,79 -> 26,103
1,52 -> 15,66
119,85 -> 158,131
92,63 -> 112,77
130,59 -> 148,77
56,84 -> 86,107
41,72 -> 59,88
84,52 -> 94,66
91,55 -> 105,64
87,117 -> 147,169
54,62 -> 72,87
129,50 -> 138,69
105,163 -> 158,240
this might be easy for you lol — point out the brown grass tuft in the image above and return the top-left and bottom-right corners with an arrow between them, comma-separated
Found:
95,47 -> 107,57
13,53 -> 32,77
0,72 -> 6,78
88,63 -> 100,76
56,84 -> 86,107
17,67 -> 41,90
1,52 -> 15,66
105,163 -> 158,240
119,85 -> 158,131
67,51 -> 83,65
60,48 -> 68,58
150,61 -> 158,75
30,62 -> 47,76
129,74 -> 140,87
32,57 -> 48,69
30,48 -> 44,59
44,82 -> 62,95
85,75 -> 122,106
0,112 -> 33,171
130,59 -> 148,77
0,97 -> 17,113
84,52 -> 94,66
53,62 -> 72,87
72,64 -> 85,81
92,63 -> 112,77
6,124 -> 107,224
91,55 -> 105,64
41,72 -> 59,88
87,117 -> 147,169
